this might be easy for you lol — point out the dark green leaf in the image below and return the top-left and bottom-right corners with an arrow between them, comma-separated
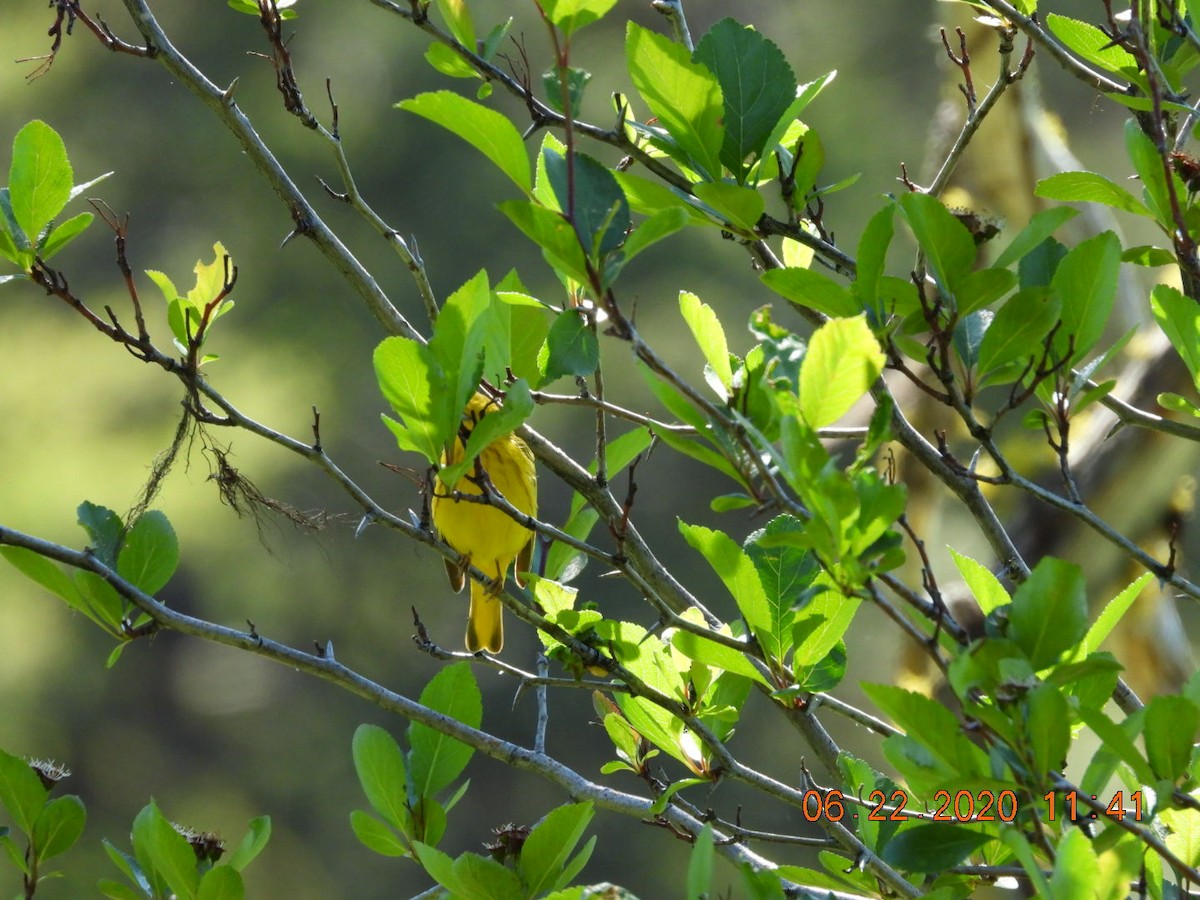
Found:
31,794 -> 85,864
540,308 -> 599,385
543,149 -> 629,261
117,511 -> 179,595
880,824 -> 993,872
77,501 -> 123,567
693,18 -> 797,183
541,66 -> 592,114
1018,236 -> 1067,289
0,749 -> 47,835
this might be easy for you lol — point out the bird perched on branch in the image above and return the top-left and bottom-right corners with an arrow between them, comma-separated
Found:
431,392 -> 537,653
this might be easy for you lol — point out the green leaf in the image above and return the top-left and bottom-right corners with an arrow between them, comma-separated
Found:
498,200 -> 590,285
9,120 -> 73,240
197,865 -> 244,900
1052,231 -> 1121,360
31,794 -> 85,864
74,571 -> 125,632
853,203 -> 896,315
350,810 -> 409,857
880,824 -> 992,872
453,850 -> 526,899
541,66 -> 592,114
686,824 -> 714,900
1144,695 -> 1200,781
77,500 -> 123,567
744,515 -> 818,664
539,308 -> 598,385
1082,572 -> 1153,654
948,548 -> 1009,614
540,0 -> 617,38
1008,558 -> 1087,670
955,267 -> 1017,316
397,91 -> 531,193
374,337 -> 447,465
691,181 -> 764,231
761,266 -> 858,318
792,590 -> 859,670
117,510 -> 179,595
864,684 -> 988,778
0,546 -> 87,613
625,202 -> 690,254
351,725 -> 410,833
1151,283 -> 1200,383
1078,705 -> 1154,787
1034,171 -> 1153,218
428,269 -> 494,424
678,522 -> 771,638
1024,684 -> 1070,779
992,206 -> 1079,270
0,749 -> 48,835
693,19 -> 797,183
670,629 -> 770,686
132,801 -> 199,900
518,802 -> 594,895
408,662 -> 482,799
799,315 -> 885,428
679,291 -> 733,392
1048,828 -> 1100,900
898,192 -> 976,299
976,287 -> 1061,381
435,0 -> 475,47
424,41 -> 477,79
1126,118 -> 1179,224
39,211 -> 93,260
625,22 -> 724,179
543,149 -> 629,261
97,881 -> 144,900
1045,14 -> 1141,78
225,816 -> 271,872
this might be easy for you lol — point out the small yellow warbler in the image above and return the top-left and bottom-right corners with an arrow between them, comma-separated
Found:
431,392 -> 537,653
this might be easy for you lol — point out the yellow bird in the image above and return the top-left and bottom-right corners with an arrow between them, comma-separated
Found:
431,392 -> 537,653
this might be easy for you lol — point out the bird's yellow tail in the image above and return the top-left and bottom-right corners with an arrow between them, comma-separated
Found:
466,579 -> 503,653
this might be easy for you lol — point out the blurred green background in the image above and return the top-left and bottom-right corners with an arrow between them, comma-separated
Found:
0,1 -> 1149,897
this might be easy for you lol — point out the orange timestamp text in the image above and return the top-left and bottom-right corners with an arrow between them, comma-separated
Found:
801,788 -> 1021,823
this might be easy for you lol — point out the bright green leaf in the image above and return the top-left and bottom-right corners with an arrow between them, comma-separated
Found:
398,91 -> 531,193
799,315 -> 885,427
408,662 -> 482,799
